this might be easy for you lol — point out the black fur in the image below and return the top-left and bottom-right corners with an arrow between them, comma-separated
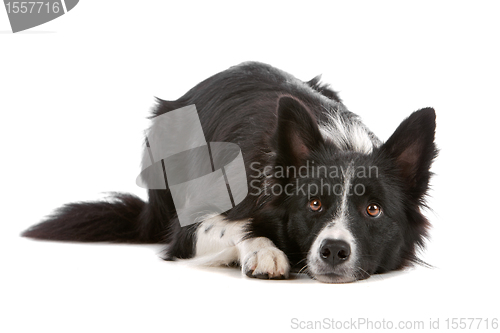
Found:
22,193 -> 148,242
22,62 -> 437,281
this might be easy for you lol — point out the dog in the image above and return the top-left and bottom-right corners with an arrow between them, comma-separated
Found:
22,62 -> 437,283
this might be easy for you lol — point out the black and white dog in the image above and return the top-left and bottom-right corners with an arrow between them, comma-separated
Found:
23,62 -> 437,283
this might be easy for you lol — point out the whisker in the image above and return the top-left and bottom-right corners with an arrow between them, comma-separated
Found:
294,258 -> 308,266
298,264 -> 309,275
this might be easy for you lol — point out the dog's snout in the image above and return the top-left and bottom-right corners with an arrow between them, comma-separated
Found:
319,239 -> 351,266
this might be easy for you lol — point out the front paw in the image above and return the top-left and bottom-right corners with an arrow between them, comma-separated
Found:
242,247 -> 290,279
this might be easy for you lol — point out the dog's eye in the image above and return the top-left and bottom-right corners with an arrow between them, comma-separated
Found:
366,204 -> 382,217
309,199 -> 322,212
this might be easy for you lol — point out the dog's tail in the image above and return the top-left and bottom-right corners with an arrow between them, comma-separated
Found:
21,193 -> 161,243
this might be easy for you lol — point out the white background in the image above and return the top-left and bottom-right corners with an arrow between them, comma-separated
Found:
1,1 -> 499,332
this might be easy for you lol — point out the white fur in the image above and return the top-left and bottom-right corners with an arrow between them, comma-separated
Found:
319,112 -> 376,154
186,214 -> 290,278
239,237 -> 290,278
307,163 -> 358,283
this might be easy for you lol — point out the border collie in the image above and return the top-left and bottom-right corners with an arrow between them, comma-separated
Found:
22,62 -> 437,283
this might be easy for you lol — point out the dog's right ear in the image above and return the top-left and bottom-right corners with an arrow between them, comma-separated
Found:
273,96 -> 324,167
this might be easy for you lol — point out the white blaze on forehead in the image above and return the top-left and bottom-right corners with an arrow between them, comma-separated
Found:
338,163 -> 354,219
308,163 -> 358,277
324,162 -> 356,243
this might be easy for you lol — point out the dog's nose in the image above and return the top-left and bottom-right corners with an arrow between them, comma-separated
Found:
319,239 -> 351,266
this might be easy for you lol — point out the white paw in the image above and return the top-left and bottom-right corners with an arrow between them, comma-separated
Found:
242,247 -> 290,279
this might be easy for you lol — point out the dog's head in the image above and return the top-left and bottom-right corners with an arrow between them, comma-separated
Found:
266,96 -> 437,283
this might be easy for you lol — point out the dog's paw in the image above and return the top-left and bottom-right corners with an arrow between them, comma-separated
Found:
242,247 -> 290,279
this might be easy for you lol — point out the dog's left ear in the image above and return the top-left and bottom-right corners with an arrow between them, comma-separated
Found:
273,96 -> 324,167
380,108 -> 438,201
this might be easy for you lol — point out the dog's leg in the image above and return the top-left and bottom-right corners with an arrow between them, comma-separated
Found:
237,236 -> 290,279
191,215 -> 290,279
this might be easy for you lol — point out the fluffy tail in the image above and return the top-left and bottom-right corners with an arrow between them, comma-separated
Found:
21,193 -> 158,243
